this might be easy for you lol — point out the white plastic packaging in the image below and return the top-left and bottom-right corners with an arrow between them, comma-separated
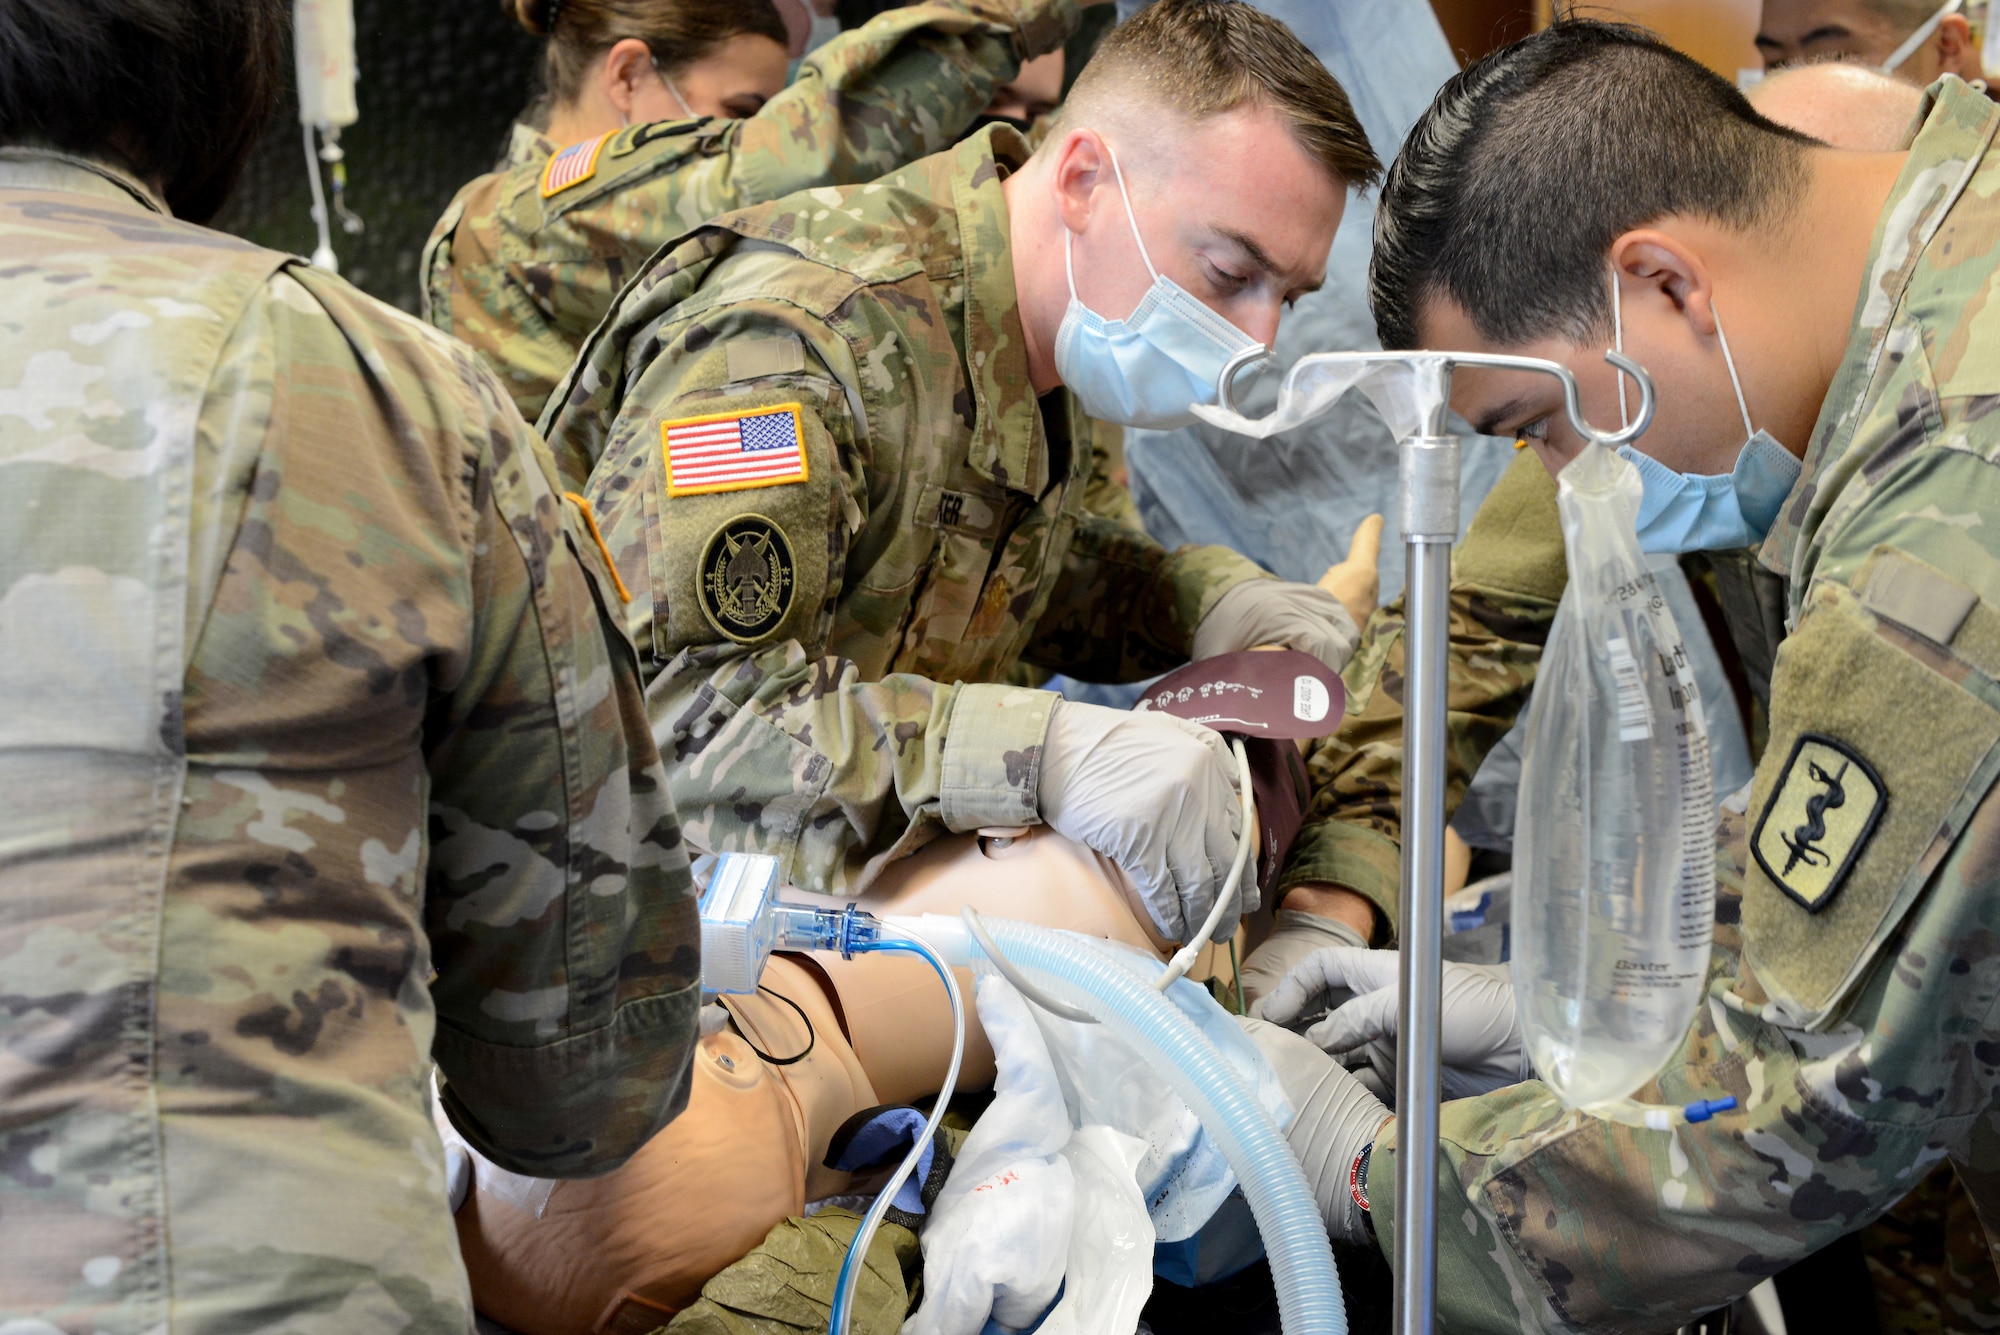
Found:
1512,442 -> 1716,1110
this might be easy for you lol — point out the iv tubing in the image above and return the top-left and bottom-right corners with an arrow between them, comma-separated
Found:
966,916 -> 1347,1335
826,927 -> 964,1335
1158,736 -> 1255,990
301,124 -> 337,272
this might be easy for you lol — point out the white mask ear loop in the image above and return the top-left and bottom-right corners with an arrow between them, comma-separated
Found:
1064,137 -> 1158,304
1711,299 -> 1757,440
1610,267 -> 1630,431
1882,0 -> 1960,73
654,59 -> 697,120
1098,142 -> 1161,283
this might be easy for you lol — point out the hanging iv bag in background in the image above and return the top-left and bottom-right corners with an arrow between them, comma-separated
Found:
295,0 -> 360,272
1512,441 -> 1716,1111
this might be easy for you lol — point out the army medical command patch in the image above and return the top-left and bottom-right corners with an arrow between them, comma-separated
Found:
541,132 -> 613,198
1752,733 -> 1887,913
663,405 -> 809,497
699,515 -> 797,643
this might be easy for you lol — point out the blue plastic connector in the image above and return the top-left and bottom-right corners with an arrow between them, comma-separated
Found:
771,903 -> 882,959
1682,1096 -> 1737,1123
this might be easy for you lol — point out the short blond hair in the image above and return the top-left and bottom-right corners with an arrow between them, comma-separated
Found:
1059,0 -> 1381,190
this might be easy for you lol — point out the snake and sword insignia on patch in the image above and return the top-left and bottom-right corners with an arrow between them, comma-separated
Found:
699,515 -> 797,643
1751,732 -> 1888,913
662,404 -> 810,497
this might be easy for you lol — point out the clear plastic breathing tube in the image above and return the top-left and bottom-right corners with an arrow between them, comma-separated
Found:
889,914 -> 1348,1335
825,927 -> 964,1335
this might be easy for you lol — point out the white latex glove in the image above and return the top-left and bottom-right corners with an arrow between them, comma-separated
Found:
1189,578 -> 1359,673
1037,699 -> 1247,944
1236,1016 -> 1390,1245
1255,948 -> 1531,1100
1237,909 -> 1368,1011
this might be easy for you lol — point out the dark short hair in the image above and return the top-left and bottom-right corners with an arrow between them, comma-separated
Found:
0,0 -> 287,223
1369,20 -> 1815,351
1064,0 -> 1381,192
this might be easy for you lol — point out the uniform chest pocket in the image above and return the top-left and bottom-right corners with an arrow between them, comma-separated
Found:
1741,560 -> 2000,1028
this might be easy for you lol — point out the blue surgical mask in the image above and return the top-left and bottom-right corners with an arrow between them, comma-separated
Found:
1052,142 -> 1267,429
1608,272 -> 1802,554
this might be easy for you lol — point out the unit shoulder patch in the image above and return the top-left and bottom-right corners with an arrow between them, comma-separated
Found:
663,404 -> 809,497
1751,732 -> 1888,913
541,132 -> 614,198
699,515 -> 797,644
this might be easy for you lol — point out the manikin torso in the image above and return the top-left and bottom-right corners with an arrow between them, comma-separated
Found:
455,827 -> 1237,1335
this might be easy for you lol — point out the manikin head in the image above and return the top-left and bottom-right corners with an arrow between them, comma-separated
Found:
1370,21 -> 1905,491
0,0 -> 287,222
1748,59 -> 1926,149
1002,0 -> 1380,418
514,0 -> 791,142
1757,0 -> 1985,82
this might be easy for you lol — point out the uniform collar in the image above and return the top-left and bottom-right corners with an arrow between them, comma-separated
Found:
506,121 -> 559,169
1760,76 -> 1999,582
954,124 -> 1050,494
0,145 -> 168,213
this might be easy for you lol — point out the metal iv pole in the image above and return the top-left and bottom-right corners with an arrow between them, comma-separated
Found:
1216,347 -> 1655,1335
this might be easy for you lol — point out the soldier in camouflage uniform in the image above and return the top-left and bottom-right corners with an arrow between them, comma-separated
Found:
423,0 -> 1099,424
541,0 -> 1380,943
1237,22 -> 2000,1331
0,6 -> 700,1330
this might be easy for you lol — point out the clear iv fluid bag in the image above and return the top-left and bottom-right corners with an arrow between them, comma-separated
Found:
1512,444 -> 1716,1110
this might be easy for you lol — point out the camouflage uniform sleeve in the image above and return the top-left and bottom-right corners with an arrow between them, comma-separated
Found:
722,0 -> 1079,207
280,273 -> 703,1179
1079,411 -> 1143,531
1019,518 -> 1272,682
583,302 -> 1055,898
1368,449 -> 2000,1330
1276,449 -> 1565,936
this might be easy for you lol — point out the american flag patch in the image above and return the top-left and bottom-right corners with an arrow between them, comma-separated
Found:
663,405 -> 811,497
540,132 -> 612,198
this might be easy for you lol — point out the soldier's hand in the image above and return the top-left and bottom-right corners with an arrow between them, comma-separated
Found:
1257,948 -> 1530,1100
1036,700 -> 1247,943
1237,907 -> 1368,1010
1191,577 -> 1359,673
1318,514 -> 1384,628
1236,1017 -> 1391,1245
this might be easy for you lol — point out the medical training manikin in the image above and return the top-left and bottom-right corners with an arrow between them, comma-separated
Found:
447,654 -> 1337,1335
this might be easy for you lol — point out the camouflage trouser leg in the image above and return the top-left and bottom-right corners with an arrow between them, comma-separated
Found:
1865,1161 -> 2000,1333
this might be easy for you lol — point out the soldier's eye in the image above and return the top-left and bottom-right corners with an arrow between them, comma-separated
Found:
1513,416 -> 1550,450
1203,259 -> 1251,292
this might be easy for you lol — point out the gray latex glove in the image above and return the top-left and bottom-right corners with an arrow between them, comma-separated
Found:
1257,948 -> 1532,1100
1236,1016 -> 1391,1245
1238,909 -> 1368,1011
1037,699 -> 1248,943
1189,578 -> 1359,673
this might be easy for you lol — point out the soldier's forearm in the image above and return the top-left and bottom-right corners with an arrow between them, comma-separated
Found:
1019,520 -> 1214,681
653,647 -> 1054,896
754,0 -> 1080,200
1273,882 -> 1380,942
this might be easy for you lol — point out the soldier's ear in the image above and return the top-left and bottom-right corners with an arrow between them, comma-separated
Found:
600,39 -> 657,122
1049,128 -> 1116,238
1608,229 -> 1717,337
